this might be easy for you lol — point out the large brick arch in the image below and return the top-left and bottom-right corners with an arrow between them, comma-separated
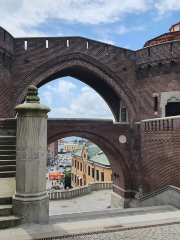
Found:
47,130 -> 131,195
11,53 -> 137,122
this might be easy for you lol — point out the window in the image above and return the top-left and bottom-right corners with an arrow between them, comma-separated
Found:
72,173 -> 73,181
77,178 -> 79,185
80,178 -> 82,186
46,39 -> 48,48
101,172 -> 104,181
75,160 -> 76,168
80,162 -> 82,171
166,102 -> 180,117
88,166 -> 90,176
77,161 -> 79,169
24,40 -> 27,50
154,96 -> 158,112
121,108 -> 126,122
75,175 -> 76,183
92,168 -> 94,178
96,170 -> 99,181
72,159 -> 74,166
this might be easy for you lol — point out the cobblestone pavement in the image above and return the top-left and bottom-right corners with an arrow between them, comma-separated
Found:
49,189 -> 113,215
53,223 -> 180,240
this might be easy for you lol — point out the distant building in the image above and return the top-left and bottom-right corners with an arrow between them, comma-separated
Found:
47,142 -> 55,164
144,22 -> 180,47
71,144 -> 112,187
58,139 -> 67,144
64,143 -> 85,151
47,140 -> 58,164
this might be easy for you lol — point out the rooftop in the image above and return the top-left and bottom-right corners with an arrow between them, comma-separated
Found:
144,22 -> 180,47
72,149 -> 82,158
87,153 -> 111,168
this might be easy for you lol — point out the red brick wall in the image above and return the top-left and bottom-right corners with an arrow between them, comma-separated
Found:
1,27 -> 180,199
138,117 -> 180,195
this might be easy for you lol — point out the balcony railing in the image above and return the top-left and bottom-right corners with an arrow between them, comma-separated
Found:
48,181 -> 113,200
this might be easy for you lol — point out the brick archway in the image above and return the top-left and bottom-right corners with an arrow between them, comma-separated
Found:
48,130 -> 130,196
11,53 -> 137,122
47,118 -> 133,198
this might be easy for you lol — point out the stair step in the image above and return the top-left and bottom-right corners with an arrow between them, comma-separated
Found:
0,171 -> 16,178
0,141 -> 16,145
0,155 -> 16,160
0,205 -> 12,216
0,136 -> 16,139
0,165 -> 16,171
0,145 -> 16,150
0,130 -> 16,136
0,150 -> 16,155
0,215 -> 23,229
0,136 -> 16,146
0,197 -> 12,205
0,160 -> 16,165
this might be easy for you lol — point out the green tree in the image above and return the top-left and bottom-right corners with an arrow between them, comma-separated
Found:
74,139 -> 78,143
60,148 -> 63,153
64,170 -> 71,189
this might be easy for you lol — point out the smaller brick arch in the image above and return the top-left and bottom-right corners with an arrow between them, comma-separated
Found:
47,129 -> 132,197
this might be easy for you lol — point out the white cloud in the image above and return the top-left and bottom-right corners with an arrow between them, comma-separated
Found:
47,79 -> 77,102
155,0 -> 180,14
98,39 -> 115,45
81,86 -> 92,92
47,82 -> 114,119
70,90 -> 112,117
118,25 -> 145,35
42,91 -> 52,104
0,0 -> 150,37
1,0 -> 180,37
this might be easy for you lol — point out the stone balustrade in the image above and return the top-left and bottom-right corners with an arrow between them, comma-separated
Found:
48,181 -> 113,200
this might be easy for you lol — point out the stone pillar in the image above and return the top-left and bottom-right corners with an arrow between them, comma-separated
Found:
12,85 -> 51,224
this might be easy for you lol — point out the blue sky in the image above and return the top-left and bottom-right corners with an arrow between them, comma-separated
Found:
1,0 -> 180,121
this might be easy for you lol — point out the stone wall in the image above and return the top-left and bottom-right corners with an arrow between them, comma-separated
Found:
138,185 -> 180,209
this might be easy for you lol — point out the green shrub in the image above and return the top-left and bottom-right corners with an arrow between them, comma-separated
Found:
64,170 -> 71,189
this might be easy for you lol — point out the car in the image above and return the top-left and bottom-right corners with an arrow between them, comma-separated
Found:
51,186 -> 60,190
46,188 -> 54,191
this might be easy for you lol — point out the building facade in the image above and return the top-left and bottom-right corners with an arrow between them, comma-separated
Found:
71,144 -> 112,187
64,143 -> 85,151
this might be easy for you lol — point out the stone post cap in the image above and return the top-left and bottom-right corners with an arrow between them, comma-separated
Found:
15,85 -> 51,117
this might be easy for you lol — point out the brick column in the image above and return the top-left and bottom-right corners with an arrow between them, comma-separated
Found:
12,85 -> 51,223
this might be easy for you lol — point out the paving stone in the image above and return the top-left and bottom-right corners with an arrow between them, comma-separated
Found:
60,224 -> 180,240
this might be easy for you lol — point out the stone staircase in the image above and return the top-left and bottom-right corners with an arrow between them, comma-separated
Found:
0,134 -> 23,228
0,197 -> 23,228
0,136 -> 16,178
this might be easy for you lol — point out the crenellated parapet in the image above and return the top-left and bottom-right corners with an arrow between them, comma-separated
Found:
135,41 -> 180,80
